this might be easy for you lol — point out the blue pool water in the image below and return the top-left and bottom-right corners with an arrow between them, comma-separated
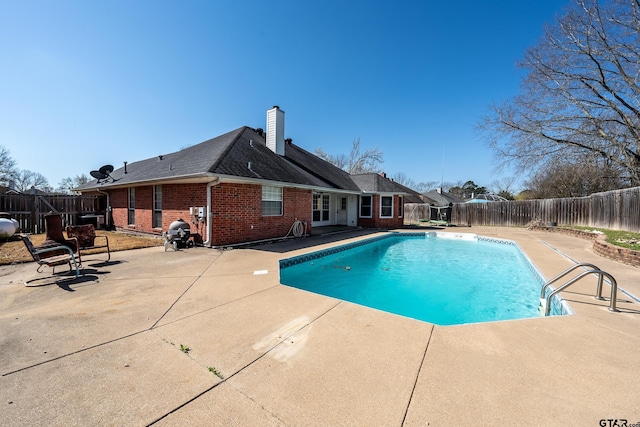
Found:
280,233 -> 570,325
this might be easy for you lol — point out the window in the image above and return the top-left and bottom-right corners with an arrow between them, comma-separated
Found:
380,196 -> 393,218
360,195 -> 372,218
128,188 -> 135,225
312,194 -> 321,221
262,185 -> 283,216
398,196 -> 404,218
322,194 -> 329,221
153,185 -> 162,228
312,193 -> 330,222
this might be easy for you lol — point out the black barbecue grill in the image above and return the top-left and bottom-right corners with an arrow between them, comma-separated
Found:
163,218 -> 193,251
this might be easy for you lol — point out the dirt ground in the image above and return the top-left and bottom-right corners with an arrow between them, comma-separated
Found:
0,231 -> 163,265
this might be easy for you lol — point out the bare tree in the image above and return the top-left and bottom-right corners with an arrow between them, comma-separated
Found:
490,177 -> 517,199
391,172 -> 417,189
414,181 -> 441,193
315,138 -> 384,174
57,174 -> 90,194
0,146 -> 18,187
481,0 -> 640,186
525,156 -> 624,198
13,170 -> 50,193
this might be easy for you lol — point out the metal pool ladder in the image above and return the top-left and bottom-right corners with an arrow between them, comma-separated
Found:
539,263 -> 619,316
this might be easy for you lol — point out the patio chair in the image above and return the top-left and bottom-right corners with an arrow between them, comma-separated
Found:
66,224 -> 110,262
41,212 -> 80,260
20,234 -> 80,285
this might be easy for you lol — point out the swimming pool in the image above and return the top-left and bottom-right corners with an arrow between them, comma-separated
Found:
280,232 -> 573,325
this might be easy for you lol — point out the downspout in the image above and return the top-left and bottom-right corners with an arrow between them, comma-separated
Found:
203,177 -> 221,247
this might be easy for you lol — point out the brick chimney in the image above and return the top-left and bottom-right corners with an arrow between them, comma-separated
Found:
266,106 -> 285,155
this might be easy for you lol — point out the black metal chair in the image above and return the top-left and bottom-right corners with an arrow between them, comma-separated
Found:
20,234 -> 80,286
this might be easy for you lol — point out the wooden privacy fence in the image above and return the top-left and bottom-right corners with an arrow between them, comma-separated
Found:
405,186 -> 640,233
0,193 -> 106,234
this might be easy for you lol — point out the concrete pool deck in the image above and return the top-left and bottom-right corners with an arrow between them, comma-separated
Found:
1,226 -> 639,426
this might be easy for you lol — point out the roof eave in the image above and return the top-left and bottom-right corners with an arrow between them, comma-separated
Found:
76,173 -> 220,192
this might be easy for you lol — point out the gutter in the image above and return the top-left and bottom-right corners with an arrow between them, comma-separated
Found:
203,177 -> 221,247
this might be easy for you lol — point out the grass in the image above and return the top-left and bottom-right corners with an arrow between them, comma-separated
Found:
208,366 -> 224,379
568,226 -> 640,251
0,230 -> 163,265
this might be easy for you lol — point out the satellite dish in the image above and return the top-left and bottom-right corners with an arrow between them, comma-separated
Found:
91,170 -> 108,180
91,164 -> 120,183
99,164 -> 114,175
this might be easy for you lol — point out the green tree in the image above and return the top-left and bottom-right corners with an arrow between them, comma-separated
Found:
449,181 -> 487,199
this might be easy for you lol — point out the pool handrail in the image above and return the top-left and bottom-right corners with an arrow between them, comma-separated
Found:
540,265 -> 619,316
539,263 -> 602,299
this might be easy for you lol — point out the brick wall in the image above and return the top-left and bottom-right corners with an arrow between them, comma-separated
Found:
109,188 -> 128,227
109,183 -> 311,245
134,186 -> 154,231
162,183 -> 208,239
108,184 -> 208,237
593,239 -> 640,268
534,226 -> 640,268
210,183 -> 312,246
107,182 -> 406,245
357,194 -> 404,229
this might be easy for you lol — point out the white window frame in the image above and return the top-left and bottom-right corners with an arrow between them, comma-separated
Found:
128,188 -> 135,225
380,195 -> 393,218
398,196 -> 404,218
153,185 -> 162,228
262,185 -> 283,216
359,195 -> 372,218
312,193 -> 331,223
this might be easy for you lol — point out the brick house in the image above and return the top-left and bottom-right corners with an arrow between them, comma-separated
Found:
77,107 -> 409,246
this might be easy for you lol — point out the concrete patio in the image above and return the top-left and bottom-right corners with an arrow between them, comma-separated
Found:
1,226 -> 639,426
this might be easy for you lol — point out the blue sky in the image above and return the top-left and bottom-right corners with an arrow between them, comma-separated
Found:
1,0 -> 569,192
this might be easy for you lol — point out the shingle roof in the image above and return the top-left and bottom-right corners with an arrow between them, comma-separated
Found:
388,181 -> 424,203
350,173 -> 410,194
209,128 -> 331,187
283,142 -> 361,191
77,127 -> 356,191
77,126 -> 411,197
422,190 -> 465,205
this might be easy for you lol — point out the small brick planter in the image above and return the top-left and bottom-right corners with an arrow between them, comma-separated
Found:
533,226 -> 640,268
